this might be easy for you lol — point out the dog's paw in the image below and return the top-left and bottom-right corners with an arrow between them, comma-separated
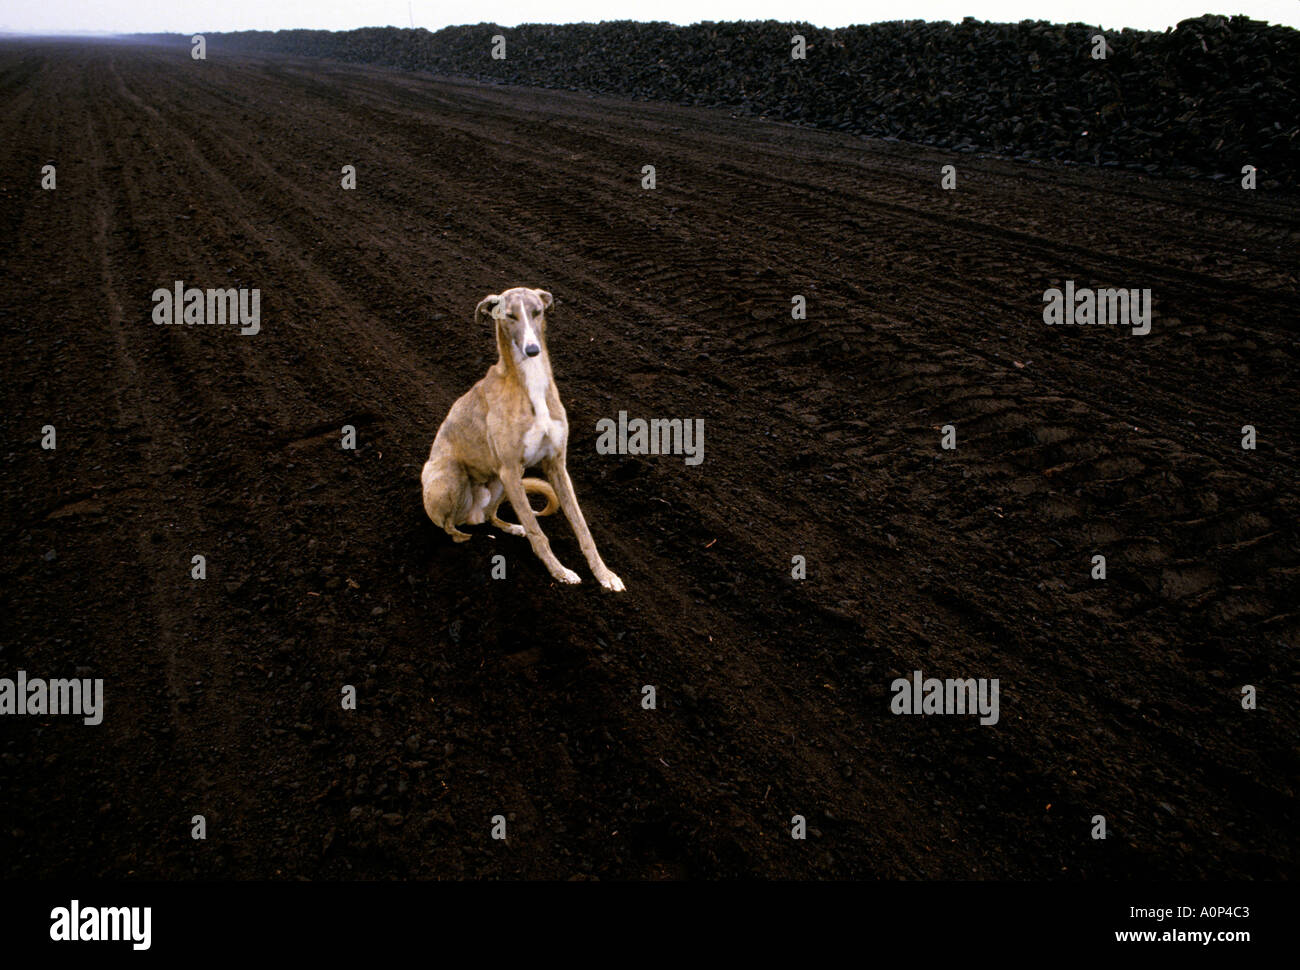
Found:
599,572 -> 626,592
554,566 -> 581,585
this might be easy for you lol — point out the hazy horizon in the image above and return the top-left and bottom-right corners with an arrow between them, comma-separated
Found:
2,2 -> 1298,37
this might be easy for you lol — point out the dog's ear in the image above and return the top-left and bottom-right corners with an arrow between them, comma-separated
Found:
533,289 -> 553,310
476,294 -> 502,322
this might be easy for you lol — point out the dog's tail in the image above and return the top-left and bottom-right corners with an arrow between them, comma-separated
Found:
490,478 -> 558,531
522,478 -> 559,516
490,479 -> 558,529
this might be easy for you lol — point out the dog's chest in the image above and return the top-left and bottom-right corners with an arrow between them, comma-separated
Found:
520,361 -> 565,466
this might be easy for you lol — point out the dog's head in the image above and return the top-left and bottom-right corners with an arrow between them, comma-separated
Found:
477,287 -> 553,361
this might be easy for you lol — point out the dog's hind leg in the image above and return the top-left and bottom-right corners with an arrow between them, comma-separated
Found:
486,479 -> 526,537
422,455 -> 475,542
465,484 -> 492,525
490,478 -> 557,537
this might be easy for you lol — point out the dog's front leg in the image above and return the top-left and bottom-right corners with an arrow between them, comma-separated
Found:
543,456 -> 625,592
499,466 -> 580,585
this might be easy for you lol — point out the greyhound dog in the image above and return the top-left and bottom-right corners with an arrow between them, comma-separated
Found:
421,286 -> 625,591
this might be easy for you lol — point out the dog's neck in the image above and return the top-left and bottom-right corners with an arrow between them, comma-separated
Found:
495,325 -> 553,415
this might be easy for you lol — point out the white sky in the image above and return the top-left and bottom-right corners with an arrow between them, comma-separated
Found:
2,1 -> 1297,35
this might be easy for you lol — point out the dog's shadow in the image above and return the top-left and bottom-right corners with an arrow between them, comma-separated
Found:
411,505 -> 560,591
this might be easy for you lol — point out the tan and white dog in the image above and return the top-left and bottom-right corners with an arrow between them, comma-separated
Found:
421,286 -> 625,591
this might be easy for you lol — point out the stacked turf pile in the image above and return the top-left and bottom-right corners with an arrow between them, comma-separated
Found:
139,16 -> 1300,185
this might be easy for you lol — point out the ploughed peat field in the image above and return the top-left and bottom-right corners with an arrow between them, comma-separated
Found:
0,40 -> 1296,880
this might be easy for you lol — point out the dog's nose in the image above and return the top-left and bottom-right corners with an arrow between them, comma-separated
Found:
525,343 -> 540,357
